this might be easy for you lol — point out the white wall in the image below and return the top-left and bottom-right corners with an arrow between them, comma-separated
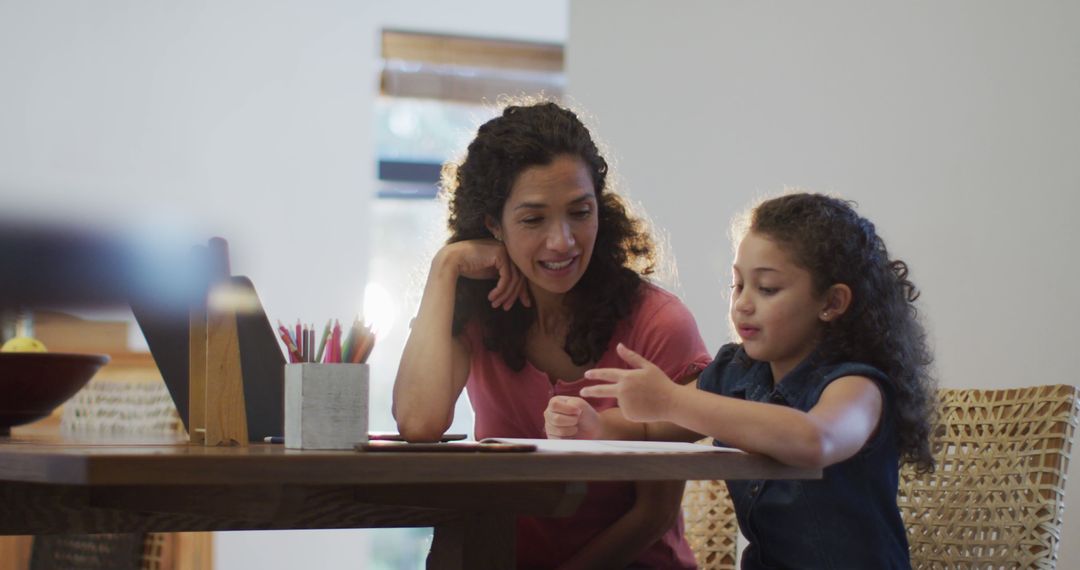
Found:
0,1 -> 377,328
567,0 -> 1080,566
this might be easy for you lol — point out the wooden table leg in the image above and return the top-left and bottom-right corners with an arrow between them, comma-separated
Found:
427,513 -> 514,570
0,536 -> 32,570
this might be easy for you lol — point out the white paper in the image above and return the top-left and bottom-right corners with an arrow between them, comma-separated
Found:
481,438 -> 743,454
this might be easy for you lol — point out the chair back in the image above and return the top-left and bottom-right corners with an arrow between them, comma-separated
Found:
898,384 -> 1079,569
30,534 -> 146,570
682,439 -> 739,570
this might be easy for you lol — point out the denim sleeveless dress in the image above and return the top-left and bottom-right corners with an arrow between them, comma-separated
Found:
697,344 -> 911,569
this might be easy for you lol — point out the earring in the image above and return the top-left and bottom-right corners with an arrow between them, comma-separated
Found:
821,311 -> 830,319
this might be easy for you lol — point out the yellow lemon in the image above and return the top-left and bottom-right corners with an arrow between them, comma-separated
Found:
1,336 -> 48,353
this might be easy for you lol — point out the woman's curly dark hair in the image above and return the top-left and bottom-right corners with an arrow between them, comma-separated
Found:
443,102 -> 656,370
746,193 -> 937,473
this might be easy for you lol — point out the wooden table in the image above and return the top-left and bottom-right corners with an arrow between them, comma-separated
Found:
0,432 -> 819,569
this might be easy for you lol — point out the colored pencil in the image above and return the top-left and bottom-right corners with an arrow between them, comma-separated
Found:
276,322 -> 302,363
295,320 -> 302,358
351,329 -> 376,364
330,320 -> 342,363
315,319 -> 332,363
280,318 -> 375,364
361,331 -> 376,363
341,320 -> 358,364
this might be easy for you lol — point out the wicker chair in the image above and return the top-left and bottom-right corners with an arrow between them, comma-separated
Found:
681,439 -> 739,570
29,534 -> 150,570
898,384 -> 1079,569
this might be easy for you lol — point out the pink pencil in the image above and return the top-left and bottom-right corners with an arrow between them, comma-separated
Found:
330,319 -> 342,363
295,320 -> 302,356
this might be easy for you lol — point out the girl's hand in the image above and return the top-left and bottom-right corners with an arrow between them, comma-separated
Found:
545,396 -> 601,439
580,343 -> 678,422
440,239 -> 531,310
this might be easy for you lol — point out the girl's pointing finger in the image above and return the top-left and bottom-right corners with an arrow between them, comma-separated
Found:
580,384 -> 617,398
583,368 -> 622,382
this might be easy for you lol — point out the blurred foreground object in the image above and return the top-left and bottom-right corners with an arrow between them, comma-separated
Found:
0,217 -> 202,315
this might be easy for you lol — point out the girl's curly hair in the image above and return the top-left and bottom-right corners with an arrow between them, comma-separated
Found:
443,102 -> 656,370
746,192 -> 937,473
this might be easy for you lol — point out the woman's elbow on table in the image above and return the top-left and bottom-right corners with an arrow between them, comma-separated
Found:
393,408 -> 453,443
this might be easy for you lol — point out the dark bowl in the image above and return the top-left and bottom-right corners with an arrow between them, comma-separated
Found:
0,352 -> 110,436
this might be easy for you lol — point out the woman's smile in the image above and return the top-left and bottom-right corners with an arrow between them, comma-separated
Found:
539,255 -> 579,274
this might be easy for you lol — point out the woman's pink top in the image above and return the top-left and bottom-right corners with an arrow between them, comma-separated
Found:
464,284 -> 711,569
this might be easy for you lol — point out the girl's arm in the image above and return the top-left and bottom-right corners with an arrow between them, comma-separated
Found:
663,376 -> 882,468
580,344 -> 883,469
392,241 -> 527,442
556,480 -> 686,570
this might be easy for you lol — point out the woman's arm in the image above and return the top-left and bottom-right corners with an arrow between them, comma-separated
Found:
557,480 -> 686,570
392,250 -> 469,442
392,241 -> 527,442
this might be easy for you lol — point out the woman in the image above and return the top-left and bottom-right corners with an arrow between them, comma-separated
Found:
393,101 -> 709,569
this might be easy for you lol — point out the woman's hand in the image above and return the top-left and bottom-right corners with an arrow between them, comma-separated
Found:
545,396 -> 602,440
580,343 -> 678,423
440,239 -> 531,310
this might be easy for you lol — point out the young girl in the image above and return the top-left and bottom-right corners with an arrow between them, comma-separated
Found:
545,192 -> 936,569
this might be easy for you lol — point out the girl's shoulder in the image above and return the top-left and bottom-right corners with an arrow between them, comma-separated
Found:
816,360 -> 889,386
701,342 -> 745,368
696,342 -> 752,395
807,360 -> 893,409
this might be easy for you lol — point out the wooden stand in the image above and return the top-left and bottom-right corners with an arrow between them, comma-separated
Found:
188,273 -> 207,445
202,281 -> 249,446
188,239 -> 248,447
133,236 -> 284,447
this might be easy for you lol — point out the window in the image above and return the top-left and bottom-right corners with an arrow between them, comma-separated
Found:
363,30 -> 564,567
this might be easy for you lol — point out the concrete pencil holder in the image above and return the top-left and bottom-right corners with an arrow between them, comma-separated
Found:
284,363 -> 368,450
